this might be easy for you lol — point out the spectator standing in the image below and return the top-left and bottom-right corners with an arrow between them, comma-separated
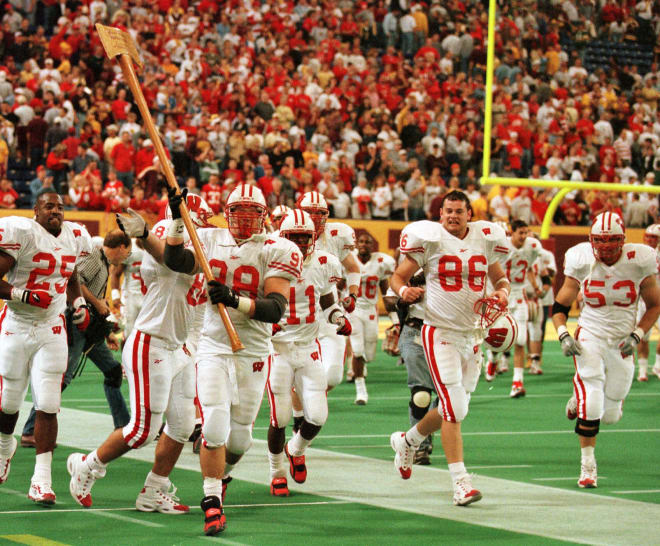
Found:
110,131 -> 136,189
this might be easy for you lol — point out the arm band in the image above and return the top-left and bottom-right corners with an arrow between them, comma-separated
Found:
10,286 -> 25,301
389,311 -> 400,325
552,301 -> 571,317
346,272 -> 361,290
164,243 -> 196,274
494,277 -> 510,291
541,275 -> 552,285
253,292 -> 288,323
322,302 -> 343,324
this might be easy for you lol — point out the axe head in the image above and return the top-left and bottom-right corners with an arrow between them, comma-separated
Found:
96,23 -> 143,69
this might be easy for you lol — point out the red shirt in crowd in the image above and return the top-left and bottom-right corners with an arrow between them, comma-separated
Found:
201,183 -> 223,214
0,188 -> 18,208
111,142 -> 136,173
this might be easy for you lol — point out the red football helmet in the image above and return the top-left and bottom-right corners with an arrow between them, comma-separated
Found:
590,212 -> 625,266
279,209 -> 316,258
225,184 -> 267,241
474,297 -> 517,353
643,224 -> 660,248
298,191 -> 329,237
165,192 -> 214,228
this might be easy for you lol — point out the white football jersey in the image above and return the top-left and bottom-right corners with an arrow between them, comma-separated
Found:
504,237 -> 540,297
315,222 -> 356,263
133,220 -> 206,346
565,242 -> 656,341
400,220 -> 508,333
354,251 -> 395,310
122,245 -> 146,297
526,247 -> 557,305
0,217 -> 91,321
274,249 -> 341,343
197,228 -> 303,358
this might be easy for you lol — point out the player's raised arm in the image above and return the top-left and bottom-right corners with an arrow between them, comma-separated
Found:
163,189 -> 199,275
115,209 -> 167,263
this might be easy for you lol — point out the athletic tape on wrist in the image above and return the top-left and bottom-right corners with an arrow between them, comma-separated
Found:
10,286 -> 25,301
557,325 -> 568,339
167,218 -> 185,239
72,296 -> 86,310
237,296 -> 252,314
346,272 -> 361,290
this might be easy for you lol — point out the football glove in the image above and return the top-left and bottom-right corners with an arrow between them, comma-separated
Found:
72,297 -> 90,331
116,208 -> 148,239
14,288 -> 52,309
619,328 -> 643,358
341,293 -> 357,313
559,331 -> 582,356
167,187 -> 188,220
335,315 -> 352,336
272,323 -> 282,335
207,280 -> 239,308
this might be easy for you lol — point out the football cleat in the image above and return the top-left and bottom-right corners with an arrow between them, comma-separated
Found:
28,481 -> 56,505
221,475 -> 232,504
390,431 -> 415,480
485,361 -> 497,382
509,381 -> 526,398
67,453 -> 105,508
0,435 -> 17,484
453,475 -> 482,506
652,364 -> 660,379
638,371 -> 648,382
285,444 -> 307,484
346,368 -> 355,383
578,460 -> 597,488
497,354 -> 509,373
201,495 -> 226,536
270,477 -> 290,497
566,395 -> 578,420
136,483 -> 189,514
529,362 -> 543,375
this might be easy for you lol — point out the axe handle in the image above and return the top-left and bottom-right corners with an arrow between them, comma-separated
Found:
117,54 -> 244,352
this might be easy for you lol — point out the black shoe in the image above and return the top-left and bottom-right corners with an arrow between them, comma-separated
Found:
201,495 -> 226,536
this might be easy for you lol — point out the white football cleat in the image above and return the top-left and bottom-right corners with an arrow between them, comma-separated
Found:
529,362 -> 543,375
509,381 -> 526,398
485,361 -> 497,382
578,460 -> 597,488
390,431 -> 416,480
638,371 -> 648,382
0,436 -> 17,484
28,481 -> 56,505
453,475 -> 482,506
497,354 -> 509,373
136,483 -> 189,514
652,364 -> 660,380
67,453 -> 105,508
565,395 -> 577,420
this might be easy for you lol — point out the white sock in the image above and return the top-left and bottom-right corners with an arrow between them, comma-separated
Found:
288,432 -> 310,457
405,425 -> 426,447
581,446 -> 595,460
355,377 -> 367,395
513,367 -> 524,382
448,461 -> 468,481
0,433 -> 14,454
145,471 -> 169,489
203,477 -> 223,499
86,449 -> 107,472
292,408 -> 304,418
194,418 -> 202,426
268,450 -> 286,478
32,451 -> 52,484
639,358 -> 648,374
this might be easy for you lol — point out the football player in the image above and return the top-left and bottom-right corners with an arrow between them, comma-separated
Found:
349,233 -> 395,405
162,184 -> 302,535
552,212 -> 660,488
267,210 -> 351,496
269,205 -> 292,232
0,189 -> 91,504
635,224 -> 660,381
109,240 -> 146,339
389,190 -> 510,506
67,194 -> 215,515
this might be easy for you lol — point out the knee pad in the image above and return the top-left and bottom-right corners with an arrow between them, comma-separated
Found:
438,383 -> 468,423
303,394 -> 328,427
325,364 -> 343,389
409,387 -> 432,420
575,417 -> 600,437
200,405 -> 230,448
103,365 -> 123,389
164,404 -> 196,445
602,398 -> 623,425
270,392 -> 293,429
124,412 -> 163,448
226,420 -> 252,456
33,373 -> 63,414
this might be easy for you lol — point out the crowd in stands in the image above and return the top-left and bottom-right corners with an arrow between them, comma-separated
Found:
0,0 -> 660,227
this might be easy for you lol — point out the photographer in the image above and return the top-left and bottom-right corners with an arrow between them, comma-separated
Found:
20,230 -> 131,447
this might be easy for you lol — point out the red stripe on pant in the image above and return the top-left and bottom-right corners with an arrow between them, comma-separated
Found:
194,363 -> 208,449
266,362 -> 278,428
572,328 -> 588,419
421,325 -> 456,423
133,333 -> 152,447
124,331 -> 152,446
0,306 -> 7,412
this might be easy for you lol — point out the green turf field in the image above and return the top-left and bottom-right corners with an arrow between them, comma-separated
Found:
1,338 -> 659,545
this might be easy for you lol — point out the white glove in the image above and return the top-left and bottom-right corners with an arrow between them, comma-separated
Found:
619,328 -> 643,357
559,331 -> 582,356
115,208 -> 148,239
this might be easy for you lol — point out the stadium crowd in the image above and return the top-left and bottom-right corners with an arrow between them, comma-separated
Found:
0,0 -> 660,227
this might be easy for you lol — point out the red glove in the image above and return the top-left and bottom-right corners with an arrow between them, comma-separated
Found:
17,289 -> 53,309
341,294 -> 357,313
272,323 -> 282,335
72,297 -> 90,331
336,315 -> 352,336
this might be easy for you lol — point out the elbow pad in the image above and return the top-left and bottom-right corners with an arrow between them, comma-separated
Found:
253,292 -> 288,323
551,301 -> 571,318
164,243 -> 196,274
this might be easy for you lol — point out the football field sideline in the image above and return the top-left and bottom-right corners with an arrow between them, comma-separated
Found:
8,402 -> 659,546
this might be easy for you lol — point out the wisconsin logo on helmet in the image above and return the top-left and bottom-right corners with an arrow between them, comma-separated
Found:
279,209 -> 316,258
474,297 -> 517,353
225,184 -> 267,241
299,191 -> 329,237
166,193 -> 214,228
590,212 -> 625,266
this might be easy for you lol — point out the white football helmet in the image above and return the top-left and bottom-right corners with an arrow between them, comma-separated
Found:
279,209 -> 316,258
475,297 -> 517,353
299,191 -> 329,237
590,212 -> 625,265
270,205 -> 292,231
165,192 -> 214,228
643,224 -> 660,248
225,184 -> 267,240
